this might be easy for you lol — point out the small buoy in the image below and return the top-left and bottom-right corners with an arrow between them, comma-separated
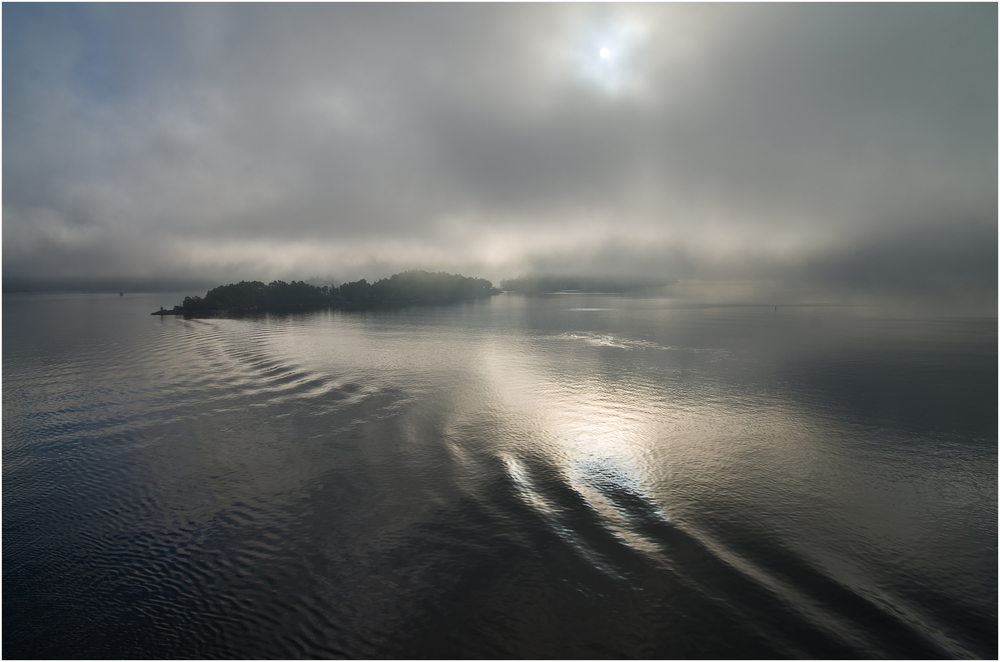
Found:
120,291 -> 124,297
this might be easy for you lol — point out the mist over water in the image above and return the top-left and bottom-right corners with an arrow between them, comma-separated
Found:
4,4 -> 996,296
3,292 -> 996,658
5,7 -> 994,655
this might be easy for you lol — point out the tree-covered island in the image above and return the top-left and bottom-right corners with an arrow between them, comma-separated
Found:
152,270 -> 501,315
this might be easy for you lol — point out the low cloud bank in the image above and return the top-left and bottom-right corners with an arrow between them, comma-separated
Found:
3,4 -> 995,312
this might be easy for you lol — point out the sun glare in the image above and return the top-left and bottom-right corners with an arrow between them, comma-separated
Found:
568,15 -> 648,97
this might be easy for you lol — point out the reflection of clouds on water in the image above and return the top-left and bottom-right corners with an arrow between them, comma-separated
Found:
475,308 -> 995,657
6,292 -> 993,658
480,334 -> 680,569
568,456 -> 672,560
501,453 -> 630,580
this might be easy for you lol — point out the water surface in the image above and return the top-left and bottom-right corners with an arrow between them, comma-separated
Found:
3,292 -> 996,658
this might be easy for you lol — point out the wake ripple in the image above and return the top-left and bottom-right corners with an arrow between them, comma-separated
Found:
498,450 -> 962,658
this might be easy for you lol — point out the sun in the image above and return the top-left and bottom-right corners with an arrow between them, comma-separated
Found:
599,47 -> 610,58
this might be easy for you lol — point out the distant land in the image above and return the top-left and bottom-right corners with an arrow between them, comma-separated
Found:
500,275 -> 670,294
152,270 -> 501,315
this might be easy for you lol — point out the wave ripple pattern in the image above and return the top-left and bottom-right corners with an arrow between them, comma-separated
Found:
3,292 -> 996,658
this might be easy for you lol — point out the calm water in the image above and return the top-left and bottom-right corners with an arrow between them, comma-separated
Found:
3,292 -> 996,659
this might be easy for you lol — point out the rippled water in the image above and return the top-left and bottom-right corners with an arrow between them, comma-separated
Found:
3,292 -> 996,658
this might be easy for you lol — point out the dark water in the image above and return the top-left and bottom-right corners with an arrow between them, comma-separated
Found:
3,292 -> 996,659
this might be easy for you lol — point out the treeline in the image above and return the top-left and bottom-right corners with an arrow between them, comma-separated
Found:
339,270 -> 499,307
180,280 -> 331,312
499,275 -> 670,293
170,270 -> 500,313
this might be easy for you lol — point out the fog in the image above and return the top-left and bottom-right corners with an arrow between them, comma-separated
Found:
3,4 -> 996,308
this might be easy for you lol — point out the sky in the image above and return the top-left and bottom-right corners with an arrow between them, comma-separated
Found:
3,3 -> 997,303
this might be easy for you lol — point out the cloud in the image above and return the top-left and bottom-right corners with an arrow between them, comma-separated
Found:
3,4 -> 996,300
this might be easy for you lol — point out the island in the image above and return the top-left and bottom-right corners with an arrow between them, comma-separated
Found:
152,270 -> 501,315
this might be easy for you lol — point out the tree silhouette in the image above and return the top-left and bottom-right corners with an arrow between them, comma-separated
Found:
170,271 -> 500,313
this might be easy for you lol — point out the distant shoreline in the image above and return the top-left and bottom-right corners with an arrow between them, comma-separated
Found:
150,299 -> 495,316
152,271 -> 501,316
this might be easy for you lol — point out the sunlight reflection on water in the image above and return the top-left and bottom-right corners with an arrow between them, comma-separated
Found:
3,292 -> 995,658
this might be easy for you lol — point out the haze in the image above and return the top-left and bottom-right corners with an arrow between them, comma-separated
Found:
3,4 -> 996,309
